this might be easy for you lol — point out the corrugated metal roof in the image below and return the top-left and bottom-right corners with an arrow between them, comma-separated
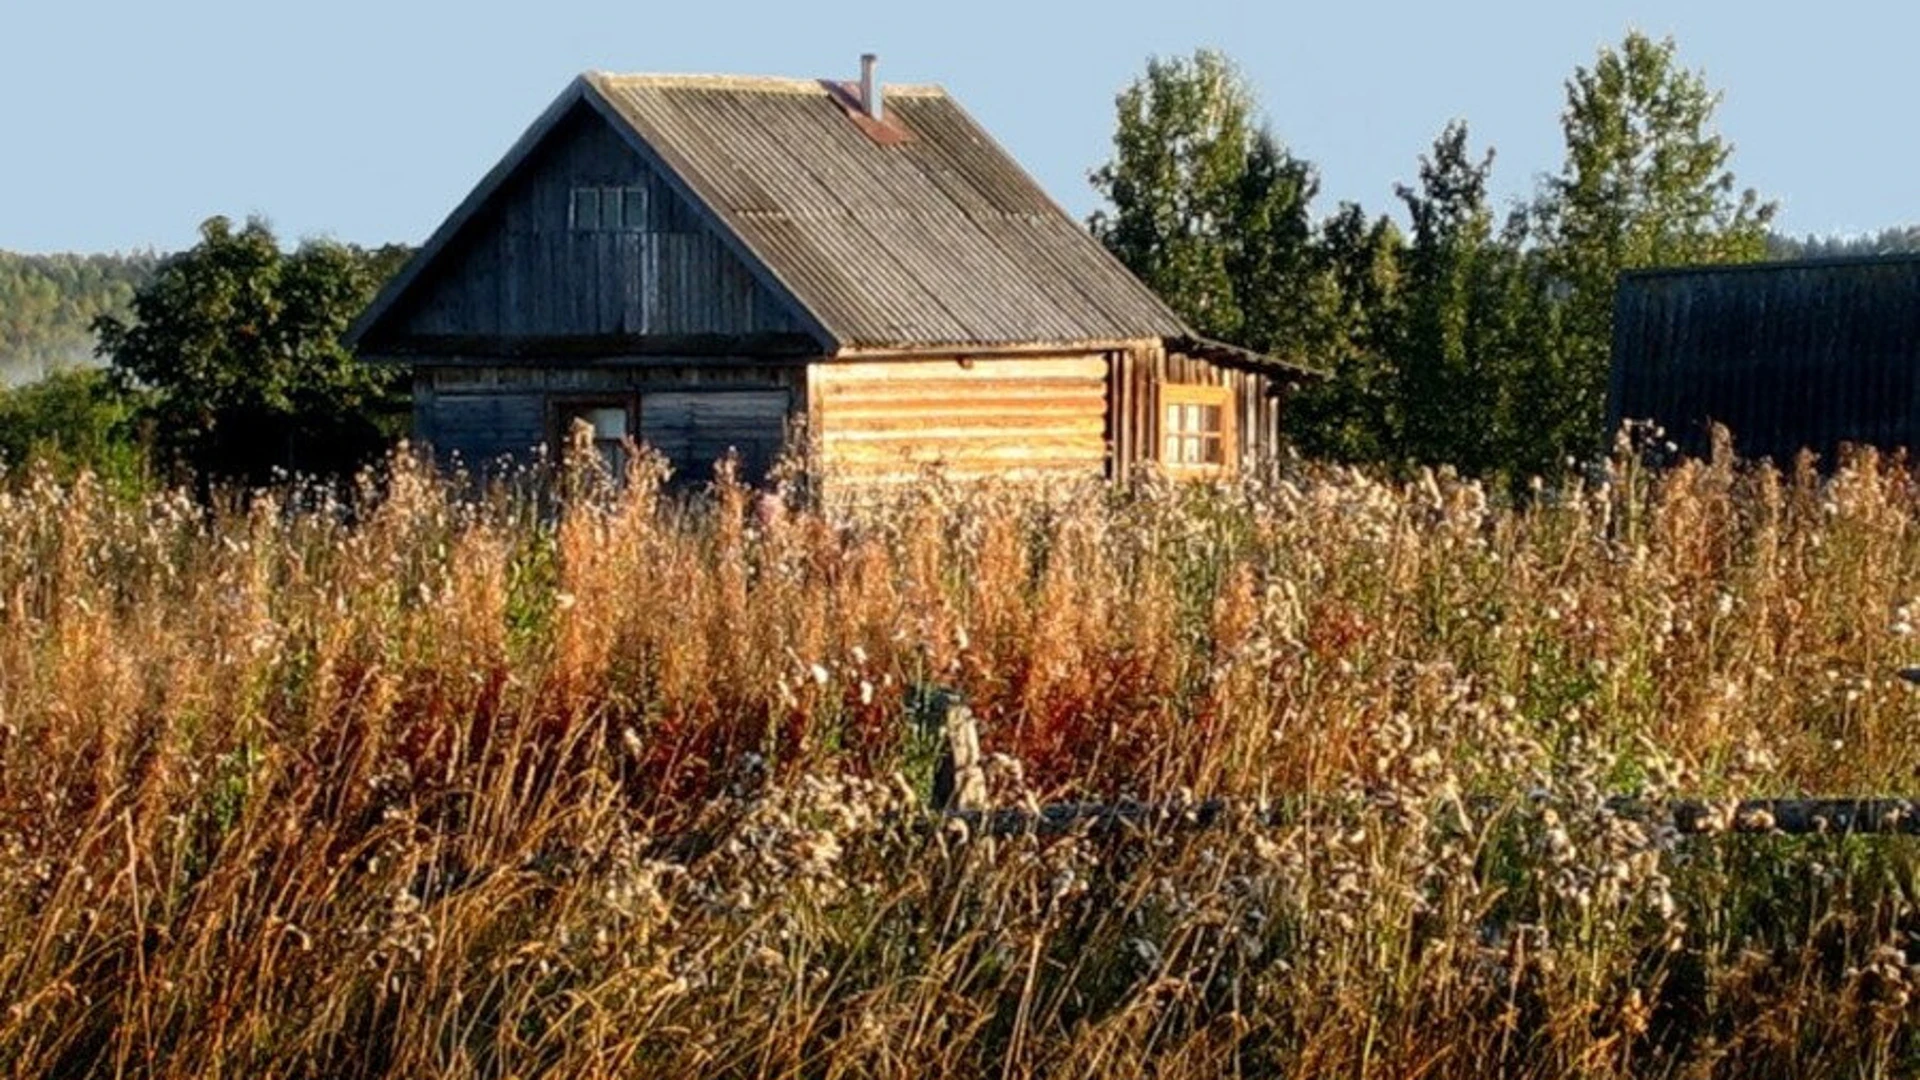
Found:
585,73 -> 1189,350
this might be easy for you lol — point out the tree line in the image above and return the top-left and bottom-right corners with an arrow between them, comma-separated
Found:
0,251 -> 158,386
0,29 -> 1913,487
1090,32 -> 1779,480
0,219 -> 408,484
1768,226 -> 1920,260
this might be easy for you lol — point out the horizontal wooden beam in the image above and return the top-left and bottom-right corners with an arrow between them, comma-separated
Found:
832,340 -> 1151,361
1167,334 -> 1324,381
941,796 -> 1920,839
362,332 -> 823,361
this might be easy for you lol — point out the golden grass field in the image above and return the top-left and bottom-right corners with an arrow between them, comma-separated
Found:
2,442 -> 1918,1078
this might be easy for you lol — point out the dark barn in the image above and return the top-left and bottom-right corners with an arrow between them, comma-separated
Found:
1610,255 -> 1920,463
348,60 -> 1315,490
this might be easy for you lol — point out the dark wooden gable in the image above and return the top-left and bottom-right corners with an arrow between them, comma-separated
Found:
370,102 -> 813,352
1611,256 -> 1920,462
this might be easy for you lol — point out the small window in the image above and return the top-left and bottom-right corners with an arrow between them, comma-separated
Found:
555,399 -> 634,475
570,188 -> 601,231
1160,384 -> 1234,473
570,186 -> 647,232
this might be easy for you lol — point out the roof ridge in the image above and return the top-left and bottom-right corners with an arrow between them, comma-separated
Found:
588,71 -> 945,96
357,71 -> 1194,356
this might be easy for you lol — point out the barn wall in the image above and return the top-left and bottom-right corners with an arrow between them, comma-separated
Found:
1611,258 -> 1920,462
387,105 -> 806,342
810,354 -> 1109,483
417,362 -> 802,484
1110,344 -> 1284,474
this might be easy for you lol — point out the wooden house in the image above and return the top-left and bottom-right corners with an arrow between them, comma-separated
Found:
1611,254 -> 1920,463
348,59 -> 1316,488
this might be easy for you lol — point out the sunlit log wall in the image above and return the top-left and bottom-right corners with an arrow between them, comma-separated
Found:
809,354 -> 1111,484
1108,342 -> 1286,475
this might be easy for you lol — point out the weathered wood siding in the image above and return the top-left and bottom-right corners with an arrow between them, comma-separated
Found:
811,355 -> 1108,483
386,105 -> 806,342
1611,257 -> 1920,462
640,391 -> 791,483
418,363 -> 799,484
1109,344 -> 1284,474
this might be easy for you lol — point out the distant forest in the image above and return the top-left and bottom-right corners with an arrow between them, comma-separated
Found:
0,251 -> 159,386
1766,226 -> 1920,260
2,228 -> 1915,390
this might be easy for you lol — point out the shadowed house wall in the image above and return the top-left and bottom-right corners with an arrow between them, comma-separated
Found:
1611,256 -> 1920,463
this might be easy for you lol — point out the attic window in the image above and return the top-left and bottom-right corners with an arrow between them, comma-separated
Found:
570,186 -> 648,232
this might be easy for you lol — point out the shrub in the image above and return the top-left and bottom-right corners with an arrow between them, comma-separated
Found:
0,367 -> 146,485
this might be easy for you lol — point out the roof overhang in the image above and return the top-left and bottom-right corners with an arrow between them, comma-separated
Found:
830,337 -> 1159,361
360,332 -> 820,362
1166,335 -> 1325,382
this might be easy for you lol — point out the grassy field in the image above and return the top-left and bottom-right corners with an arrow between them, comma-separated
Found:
2,443 -> 1918,1078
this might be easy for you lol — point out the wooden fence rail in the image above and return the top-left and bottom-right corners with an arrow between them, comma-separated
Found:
921,692 -> 1920,840
941,796 -> 1920,839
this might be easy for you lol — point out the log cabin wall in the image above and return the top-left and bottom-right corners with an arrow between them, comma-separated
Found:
351,76 -> 1297,492
810,354 -> 1110,485
1110,343 -> 1284,476
416,362 -> 803,485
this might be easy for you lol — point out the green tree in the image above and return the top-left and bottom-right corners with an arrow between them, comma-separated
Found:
1228,129 -> 1323,360
1394,122 -> 1503,471
1089,50 -> 1320,360
1285,203 -> 1405,463
1536,31 -> 1775,456
93,216 -> 411,484
0,367 -> 145,483
1479,217 -> 1568,480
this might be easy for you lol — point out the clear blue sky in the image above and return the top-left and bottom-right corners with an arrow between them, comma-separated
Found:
2,0 -> 1913,254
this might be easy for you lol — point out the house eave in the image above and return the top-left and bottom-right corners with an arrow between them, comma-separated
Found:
1166,334 -> 1326,382
359,331 -> 822,362
828,337 -> 1161,361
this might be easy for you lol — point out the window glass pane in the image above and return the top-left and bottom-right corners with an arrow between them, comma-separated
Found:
599,187 -> 623,231
584,406 -> 628,440
1161,389 -> 1234,467
623,187 -> 647,230
572,188 -> 600,230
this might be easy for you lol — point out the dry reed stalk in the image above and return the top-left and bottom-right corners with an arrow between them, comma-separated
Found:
0,445 -> 1916,1076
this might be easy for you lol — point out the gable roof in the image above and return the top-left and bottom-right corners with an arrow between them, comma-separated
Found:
584,72 -> 1189,351
352,71 -> 1212,357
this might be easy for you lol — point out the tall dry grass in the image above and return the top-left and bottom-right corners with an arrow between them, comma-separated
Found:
0,440 -> 1918,1077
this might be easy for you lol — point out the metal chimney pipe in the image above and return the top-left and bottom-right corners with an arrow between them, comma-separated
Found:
860,53 -> 881,119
